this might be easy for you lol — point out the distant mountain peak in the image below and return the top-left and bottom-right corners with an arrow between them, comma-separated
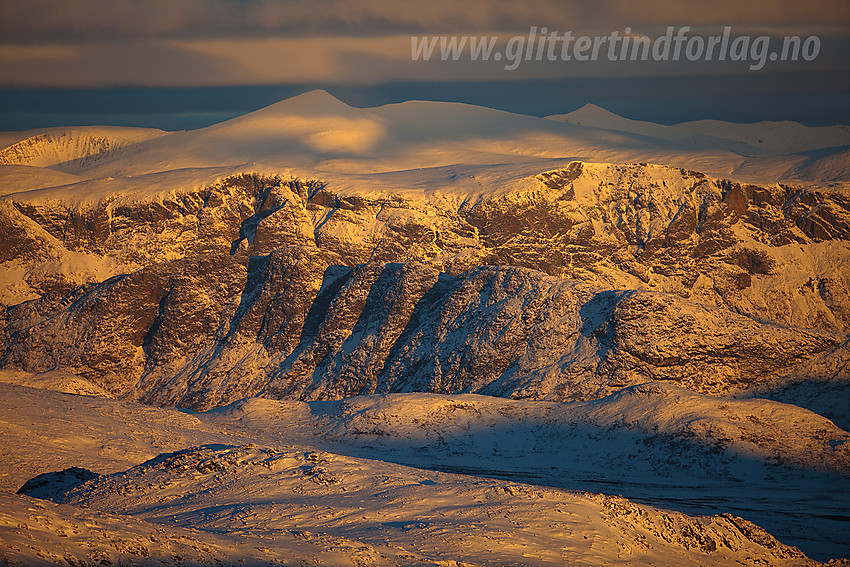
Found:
557,103 -> 624,123
251,89 -> 354,116
575,102 -> 617,115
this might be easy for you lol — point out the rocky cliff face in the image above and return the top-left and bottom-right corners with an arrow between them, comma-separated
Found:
1,162 -> 848,409
1,247 -> 842,410
3,163 -> 849,324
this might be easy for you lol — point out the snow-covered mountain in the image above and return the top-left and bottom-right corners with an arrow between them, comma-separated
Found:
1,163 -> 847,416
550,104 -> 850,183
7,90 -> 842,184
1,91 -> 848,565
673,119 -> 850,155
65,90 -> 741,179
0,91 -> 846,410
551,104 -> 850,156
547,103 -> 767,156
0,125 -> 167,174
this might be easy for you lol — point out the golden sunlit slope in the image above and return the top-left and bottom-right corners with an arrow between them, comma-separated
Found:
72,90 -> 745,178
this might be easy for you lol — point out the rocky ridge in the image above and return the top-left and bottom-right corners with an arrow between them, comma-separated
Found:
1,162 -> 847,410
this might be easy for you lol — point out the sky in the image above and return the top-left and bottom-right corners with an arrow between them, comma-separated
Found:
0,0 -> 848,130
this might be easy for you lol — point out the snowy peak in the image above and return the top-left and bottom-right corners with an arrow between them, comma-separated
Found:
552,103 -> 626,126
202,90 -> 387,156
260,88 -> 355,114
1,93 -> 847,185
213,89 -> 360,127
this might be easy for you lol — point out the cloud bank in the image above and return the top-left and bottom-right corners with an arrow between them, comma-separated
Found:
0,0 -> 847,88
2,0 -> 848,42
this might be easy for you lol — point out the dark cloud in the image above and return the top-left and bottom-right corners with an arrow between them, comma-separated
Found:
1,29 -> 847,89
0,40 -> 249,88
0,0 -> 846,106
1,0 -> 848,44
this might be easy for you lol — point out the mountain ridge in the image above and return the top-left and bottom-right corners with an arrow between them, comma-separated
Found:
2,91 -> 850,564
0,92 -> 847,419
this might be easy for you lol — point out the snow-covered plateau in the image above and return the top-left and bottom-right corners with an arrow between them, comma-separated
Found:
1,91 -> 848,565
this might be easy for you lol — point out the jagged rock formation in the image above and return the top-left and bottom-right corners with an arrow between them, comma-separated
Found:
2,163 -> 849,326
0,244 -> 840,410
1,161 -> 848,409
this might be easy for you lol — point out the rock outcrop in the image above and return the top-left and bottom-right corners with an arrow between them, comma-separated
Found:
2,162 -> 848,409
